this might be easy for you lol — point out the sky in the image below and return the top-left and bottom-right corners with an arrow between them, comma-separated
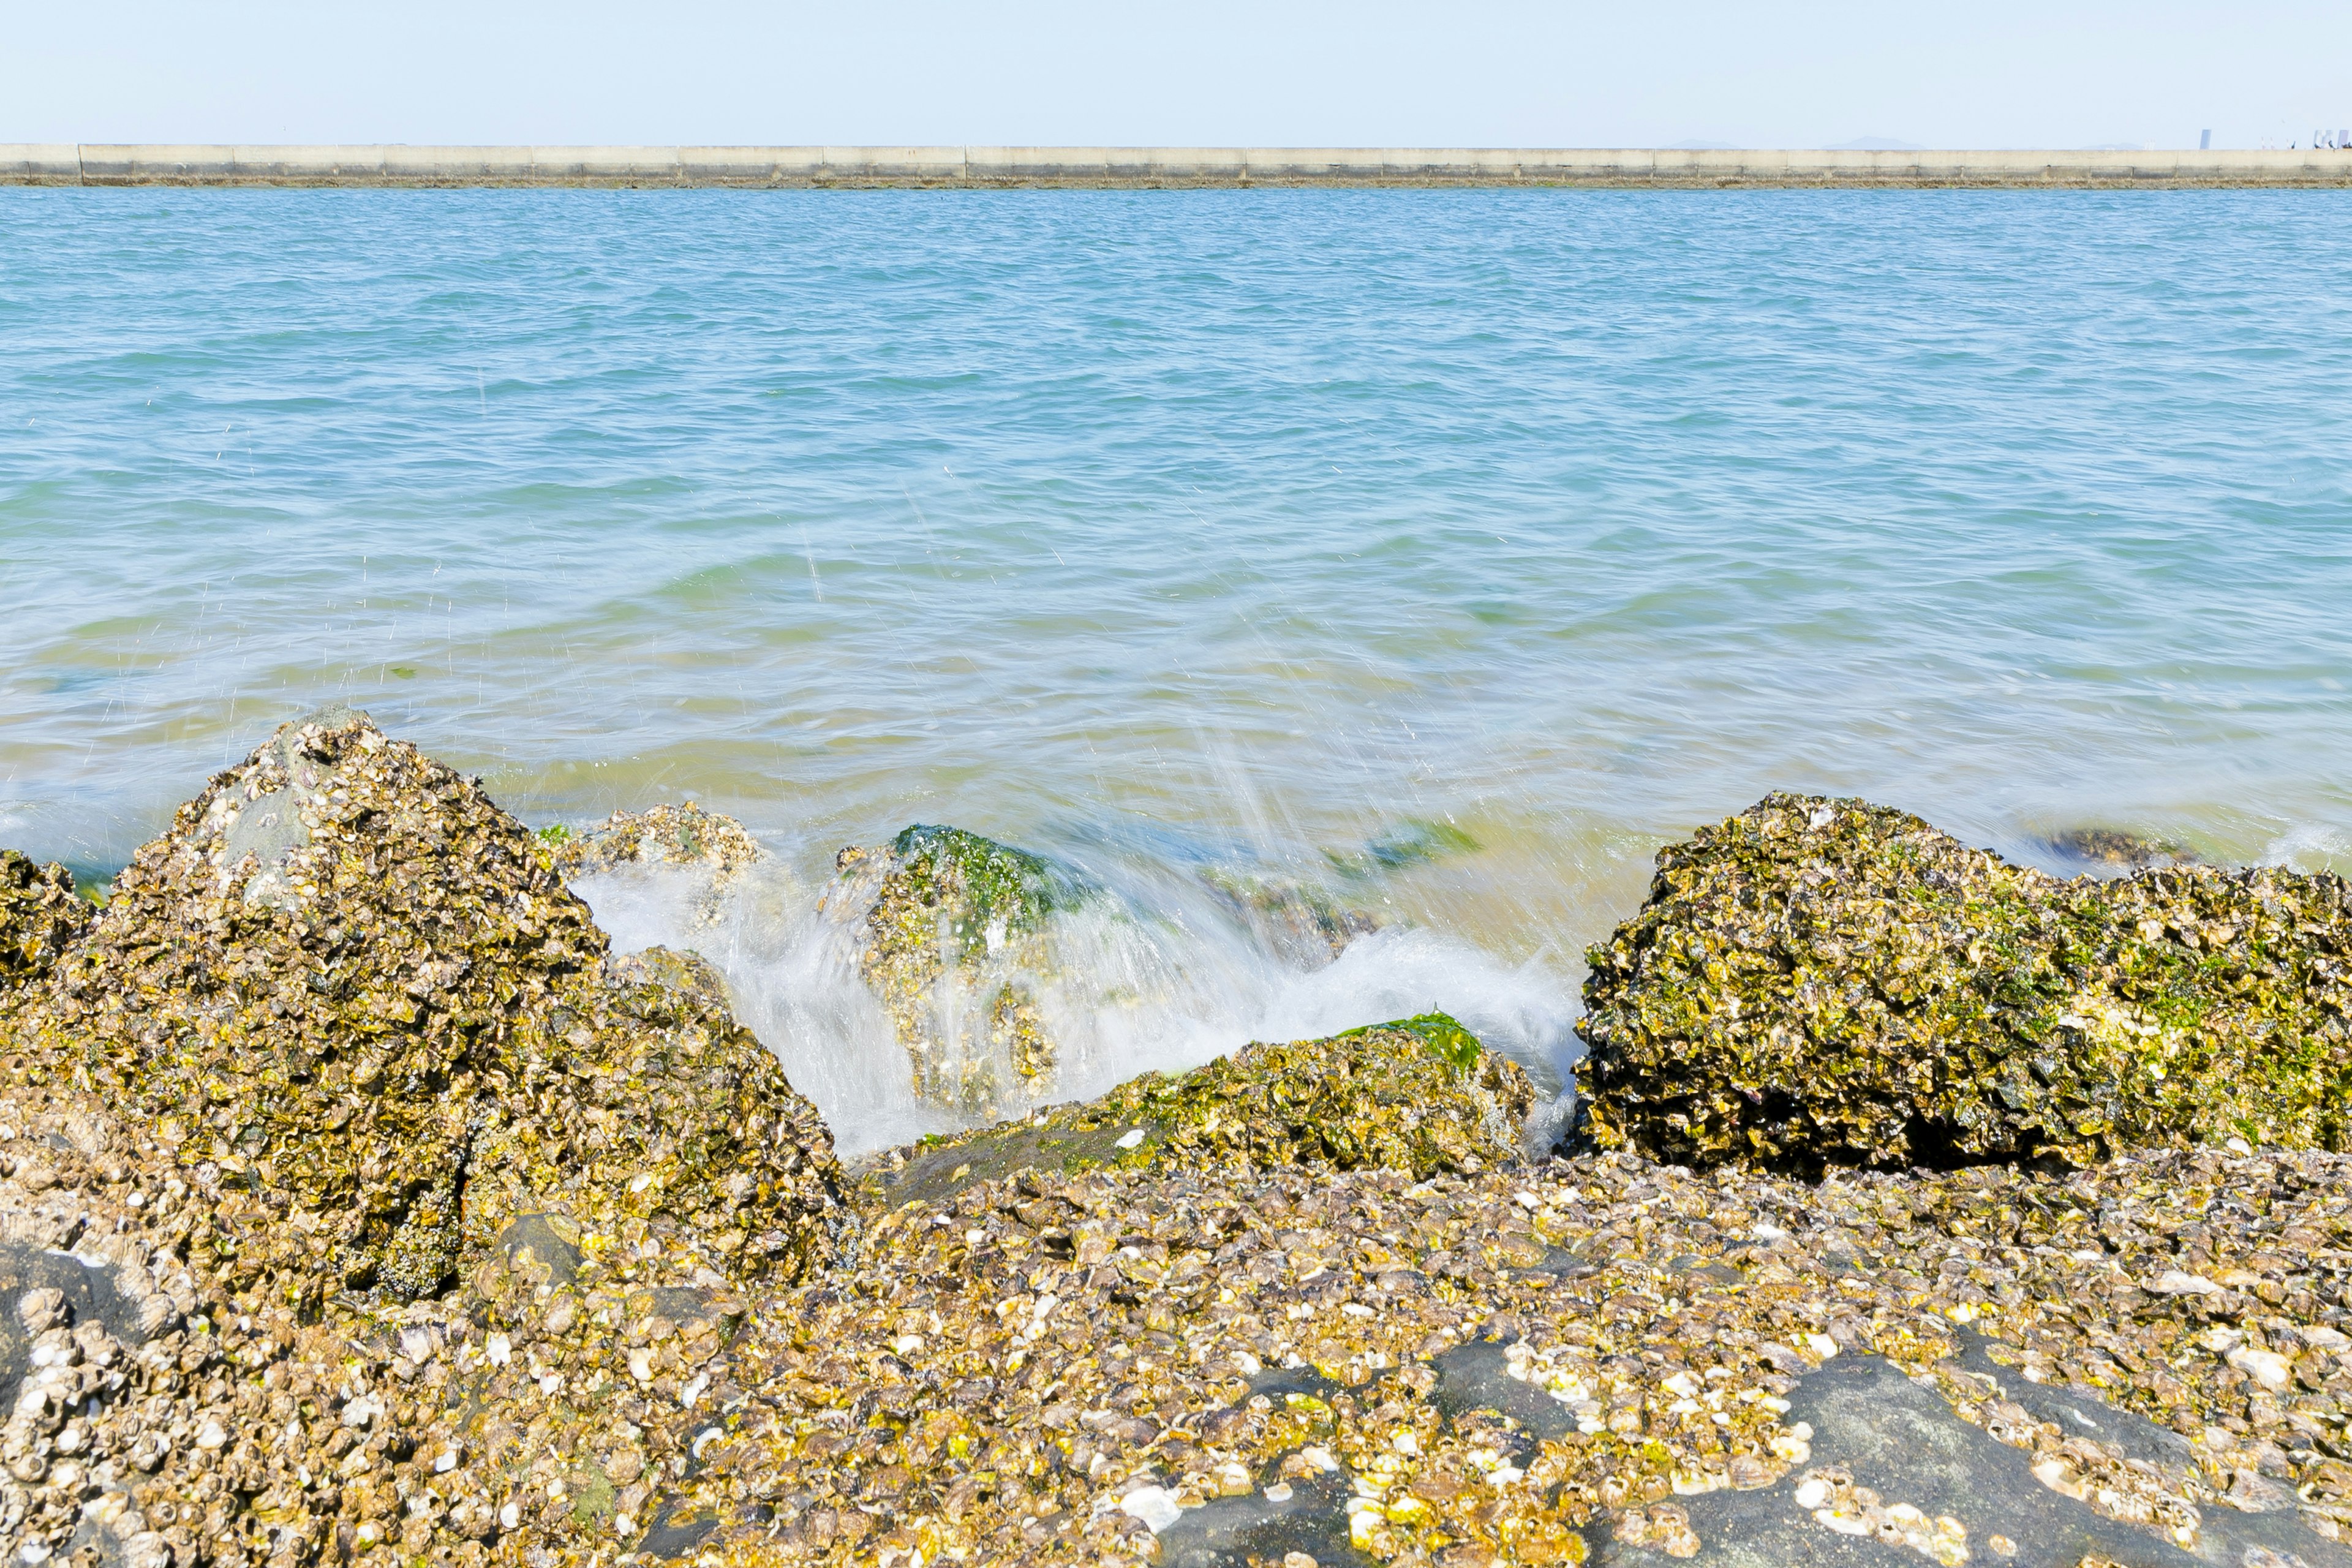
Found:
1,0 -> 2345,151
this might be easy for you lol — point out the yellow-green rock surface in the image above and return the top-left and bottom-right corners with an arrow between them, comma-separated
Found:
1,707 -> 845,1301
870,1011 -> 1536,1208
1578,792 -> 2352,1172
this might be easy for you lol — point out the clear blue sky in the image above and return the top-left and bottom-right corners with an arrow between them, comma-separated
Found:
3,0 -> 2344,150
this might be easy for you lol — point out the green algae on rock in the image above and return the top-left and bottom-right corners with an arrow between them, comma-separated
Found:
829,823 -> 1095,1117
0,849 -> 92,992
1577,791 -> 2352,1173
0,706 -> 845,1300
872,1011 -> 1536,1208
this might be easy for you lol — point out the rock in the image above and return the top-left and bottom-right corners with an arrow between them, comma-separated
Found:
1199,869 -> 1379,967
869,1012 -> 1536,1208
0,706 -> 844,1299
1576,792 -> 2352,1173
545,802 -> 763,928
2045,826 -> 2200,873
18,736 -> 2352,1568
546,801 -> 761,883
828,823 -> 1095,1115
0,850 -> 92,994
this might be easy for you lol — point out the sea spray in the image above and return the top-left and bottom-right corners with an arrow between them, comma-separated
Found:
574,845 -> 1581,1156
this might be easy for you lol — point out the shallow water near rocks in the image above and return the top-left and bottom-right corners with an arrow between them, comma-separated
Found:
4,189 -> 2350,1141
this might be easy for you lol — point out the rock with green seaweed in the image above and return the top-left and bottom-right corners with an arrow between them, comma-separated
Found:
1576,791 -> 2352,1173
0,848 -> 92,994
828,823 -> 1095,1116
869,1010 -> 1535,1207
1323,816 -> 1482,881
0,706 -> 845,1302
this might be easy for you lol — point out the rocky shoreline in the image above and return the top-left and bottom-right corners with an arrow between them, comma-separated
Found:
6,710 -> 2352,1568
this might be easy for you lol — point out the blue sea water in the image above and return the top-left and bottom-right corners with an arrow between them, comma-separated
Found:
4,188 -> 2350,1144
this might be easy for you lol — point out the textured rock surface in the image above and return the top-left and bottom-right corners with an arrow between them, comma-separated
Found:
29,1055 -> 2352,1567
1577,793 -> 2352,1174
546,803 -> 764,930
870,1012 -> 1537,1210
546,802 -> 763,885
0,850 -> 92,993
0,707 -> 844,1300
13,756 -> 2352,1568
829,824 -> 1094,1116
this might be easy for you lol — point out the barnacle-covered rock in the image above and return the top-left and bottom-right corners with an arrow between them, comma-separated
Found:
829,824 -> 1094,1115
545,803 -> 763,932
467,944 -> 848,1283
0,850 -> 92,994
0,706 -> 843,1300
1577,791 -> 2352,1172
872,1012 -> 1536,1205
547,801 -> 760,881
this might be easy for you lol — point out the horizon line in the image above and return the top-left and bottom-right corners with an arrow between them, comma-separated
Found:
6,143 -> 2350,189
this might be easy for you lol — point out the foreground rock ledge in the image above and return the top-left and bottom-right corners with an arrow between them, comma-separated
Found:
7,748 -> 2352,1568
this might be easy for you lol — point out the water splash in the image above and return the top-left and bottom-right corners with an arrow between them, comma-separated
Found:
574,840 -> 1581,1158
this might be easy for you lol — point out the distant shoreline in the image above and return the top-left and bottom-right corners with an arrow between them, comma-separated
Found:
6,144 -> 2352,188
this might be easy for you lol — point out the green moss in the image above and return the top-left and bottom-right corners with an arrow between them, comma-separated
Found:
888,824 -> 1087,958
536,823 -> 574,845
1341,1010 -> 1482,1069
1576,792 -> 2352,1173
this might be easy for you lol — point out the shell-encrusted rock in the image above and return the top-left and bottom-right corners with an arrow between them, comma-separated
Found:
872,1012 -> 1536,1206
0,850 -> 92,994
468,944 -> 850,1283
829,824 -> 1093,1116
1577,791 -> 2352,1172
0,706 -> 842,1300
547,802 -> 761,884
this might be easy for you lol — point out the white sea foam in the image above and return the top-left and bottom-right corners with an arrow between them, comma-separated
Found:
575,854 -> 1581,1158
2262,824 -> 2352,873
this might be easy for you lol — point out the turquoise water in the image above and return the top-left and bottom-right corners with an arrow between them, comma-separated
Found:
6,189 -> 2350,1144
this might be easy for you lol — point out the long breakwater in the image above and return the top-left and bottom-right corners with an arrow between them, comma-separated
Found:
4,143 -> 2351,187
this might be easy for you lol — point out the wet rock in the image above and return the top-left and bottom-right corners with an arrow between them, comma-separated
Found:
1323,818 -> 1482,882
546,801 -> 761,883
829,823 -> 1095,1115
545,802 -> 762,929
0,850 -> 92,994
2045,827 -> 2201,874
1,706 -> 843,1299
1200,869 -> 1381,967
1577,792 -> 2352,1173
869,1012 -> 1536,1207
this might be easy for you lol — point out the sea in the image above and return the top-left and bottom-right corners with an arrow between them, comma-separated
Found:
4,187 -> 2349,1151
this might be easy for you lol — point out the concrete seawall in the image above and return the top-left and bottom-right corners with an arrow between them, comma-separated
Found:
3,145 -> 2349,188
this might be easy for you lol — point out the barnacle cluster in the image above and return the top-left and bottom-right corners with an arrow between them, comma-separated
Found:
1195,870 -> 1378,968
546,804 -> 764,928
870,1013 -> 1535,1208
0,850 -> 91,990
1578,792 -> 2352,1172
829,825 -> 1095,1117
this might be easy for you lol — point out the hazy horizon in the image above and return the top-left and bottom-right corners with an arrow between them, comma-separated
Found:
3,0 -> 2343,153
